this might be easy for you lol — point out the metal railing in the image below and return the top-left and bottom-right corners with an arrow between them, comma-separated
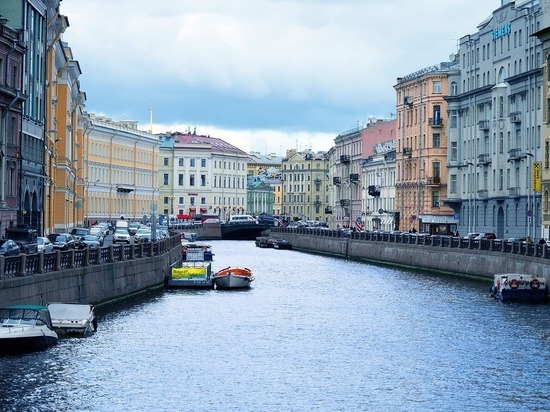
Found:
0,235 -> 181,279
273,227 -> 550,259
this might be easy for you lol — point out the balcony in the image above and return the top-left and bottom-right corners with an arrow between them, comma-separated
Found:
368,185 -> 381,197
478,153 -> 491,166
333,176 -> 342,185
325,207 -> 333,215
314,178 -> 321,184
478,120 -> 490,131
425,176 -> 441,186
507,148 -> 522,162
477,189 -> 488,199
509,111 -> 522,123
314,200 -> 321,206
340,155 -> 351,164
508,187 -> 521,198
403,148 -> 412,158
340,199 -> 351,207
349,173 -> 359,182
428,118 -> 443,128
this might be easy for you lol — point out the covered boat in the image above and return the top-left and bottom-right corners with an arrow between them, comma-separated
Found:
182,243 -> 214,261
490,274 -> 546,302
47,303 -> 98,337
0,305 -> 58,353
212,267 -> 254,289
168,243 -> 214,288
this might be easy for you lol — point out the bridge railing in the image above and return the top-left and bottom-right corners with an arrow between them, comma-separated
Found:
272,227 -> 550,259
0,235 -> 181,279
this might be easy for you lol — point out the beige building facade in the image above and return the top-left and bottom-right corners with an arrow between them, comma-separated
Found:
395,64 -> 456,234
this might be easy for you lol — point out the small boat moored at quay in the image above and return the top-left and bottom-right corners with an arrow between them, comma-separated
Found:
212,266 -> 254,289
255,236 -> 275,248
0,305 -> 59,354
47,303 -> 98,337
167,243 -> 214,288
490,273 -> 546,302
273,238 -> 292,250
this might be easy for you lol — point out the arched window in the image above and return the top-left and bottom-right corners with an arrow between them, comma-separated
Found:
498,66 -> 505,83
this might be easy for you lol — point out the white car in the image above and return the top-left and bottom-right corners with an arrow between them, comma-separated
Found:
37,236 -> 54,253
113,230 -> 131,244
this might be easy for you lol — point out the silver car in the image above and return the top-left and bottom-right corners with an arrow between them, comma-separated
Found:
37,236 -> 54,253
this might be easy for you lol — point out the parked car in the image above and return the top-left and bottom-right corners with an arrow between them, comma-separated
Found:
47,233 -> 76,250
90,226 -> 105,246
113,229 -> 131,244
0,239 -> 21,256
77,234 -> 102,249
128,222 -> 141,235
37,236 -> 54,253
134,228 -> 152,243
70,227 -> 89,241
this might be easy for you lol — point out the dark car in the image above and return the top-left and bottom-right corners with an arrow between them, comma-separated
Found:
0,239 -> 21,256
76,234 -> 101,249
70,227 -> 89,241
47,233 -> 76,250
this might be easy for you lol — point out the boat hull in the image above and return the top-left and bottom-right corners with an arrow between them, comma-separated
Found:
212,274 -> 252,289
490,274 -> 546,302
0,328 -> 58,354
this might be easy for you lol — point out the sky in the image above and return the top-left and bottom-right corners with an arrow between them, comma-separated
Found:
60,0 -> 498,156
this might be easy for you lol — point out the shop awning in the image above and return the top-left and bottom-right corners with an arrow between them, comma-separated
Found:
177,214 -> 192,220
200,208 -> 207,213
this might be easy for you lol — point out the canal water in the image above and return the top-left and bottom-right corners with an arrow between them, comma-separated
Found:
1,240 -> 549,412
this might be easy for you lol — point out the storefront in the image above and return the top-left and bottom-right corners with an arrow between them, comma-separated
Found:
418,214 -> 458,235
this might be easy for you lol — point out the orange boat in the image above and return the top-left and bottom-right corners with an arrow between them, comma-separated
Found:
212,267 -> 254,289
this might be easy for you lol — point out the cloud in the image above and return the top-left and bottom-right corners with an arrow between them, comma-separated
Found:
62,0 -> 497,154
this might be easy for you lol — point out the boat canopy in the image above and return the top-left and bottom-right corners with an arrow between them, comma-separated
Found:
0,305 -> 54,329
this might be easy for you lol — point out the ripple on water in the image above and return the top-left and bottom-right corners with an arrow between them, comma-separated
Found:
0,240 -> 549,411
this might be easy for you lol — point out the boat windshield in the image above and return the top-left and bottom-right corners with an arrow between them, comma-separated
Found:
0,307 -> 53,328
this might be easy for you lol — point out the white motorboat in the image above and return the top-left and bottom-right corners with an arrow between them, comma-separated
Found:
0,305 -> 59,353
490,273 -> 546,302
212,267 -> 254,289
47,303 -> 98,337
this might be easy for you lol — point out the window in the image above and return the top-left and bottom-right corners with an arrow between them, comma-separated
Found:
450,111 -> 457,128
451,82 -> 458,96
200,197 -> 206,205
200,175 -> 206,186
164,197 -> 169,204
433,133 -> 440,148
190,197 -> 195,206
163,157 -> 169,166
190,175 -> 195,186
433,81 -> 441,94
179,197 -> 184,205
433,162 -> 440,179
163,173 -> 169,185
432,191 -> 440,207
178,174 -> 184,186
190,159 -> 195,167
450,142 -> 458,161
450,175 -> 457,193
201,159 -> 206,167
179,158 -> 184,166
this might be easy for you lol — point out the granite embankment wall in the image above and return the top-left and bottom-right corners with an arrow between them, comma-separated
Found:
0,238 -> 182,308
275,232 -> 550,290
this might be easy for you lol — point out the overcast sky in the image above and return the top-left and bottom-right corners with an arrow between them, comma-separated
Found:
61,0 -> 497,156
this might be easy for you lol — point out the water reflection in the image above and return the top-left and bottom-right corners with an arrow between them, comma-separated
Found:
1,240 -> 549,411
